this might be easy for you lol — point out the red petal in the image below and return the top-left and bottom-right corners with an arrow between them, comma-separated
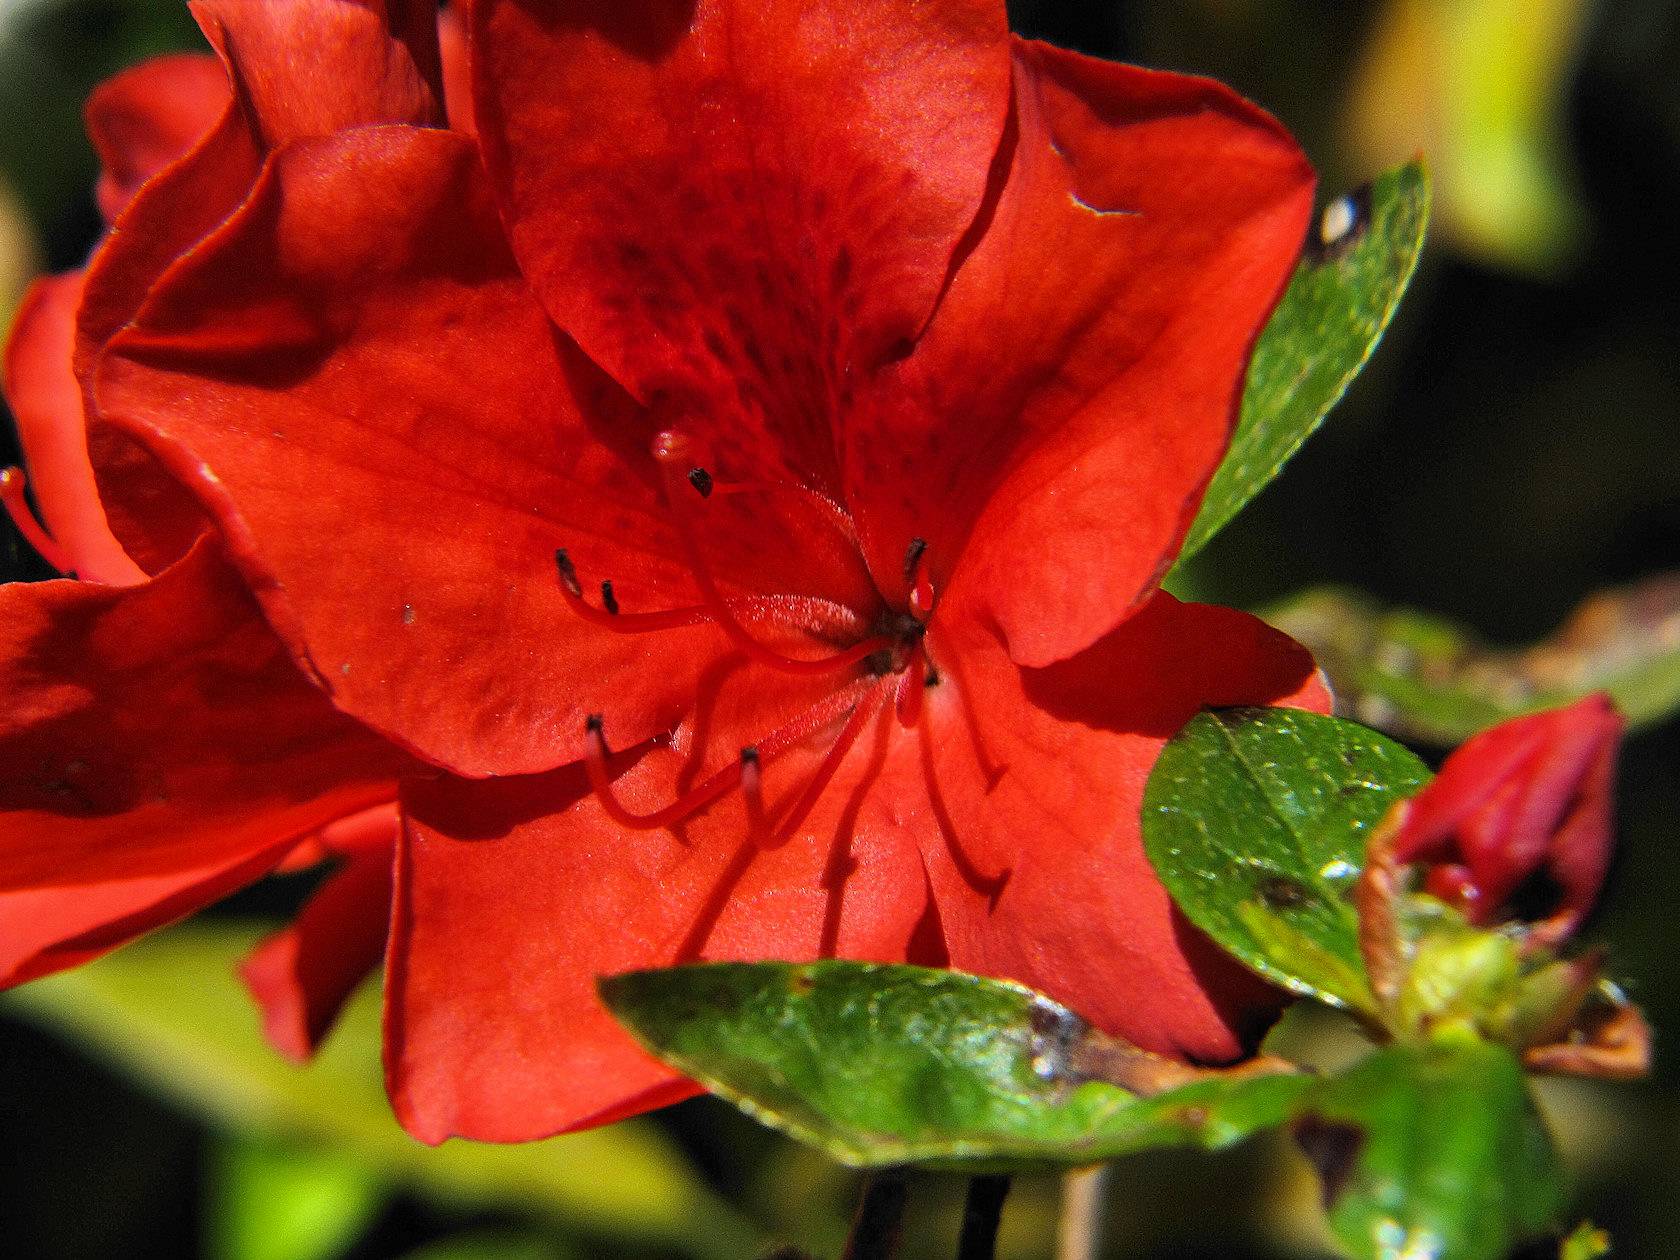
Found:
76,1 -> 448,574
240,829 -> 397,1063
2,274 -> 145,584
471,0 -> 1010,488
86,54 -> 231,224
0,539 -> 408,985
0,844 -> 295,987
386,718 -> 931,1143
437,4 -> 476,136
849,42 -> 1315,664
919,593 -> 1329,1061
191,0 -> 445,143
97,126 -> 877,775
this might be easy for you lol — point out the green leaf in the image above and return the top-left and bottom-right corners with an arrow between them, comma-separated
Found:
1293,1033 -> 1567,1260
3,921 -> 759,1260
1177,160 -> 1431,563
208,1136 -> 385,1260
1142,707 -> 1431,1011
601,960 -> 1312,1170
1263,578 -> 1680,746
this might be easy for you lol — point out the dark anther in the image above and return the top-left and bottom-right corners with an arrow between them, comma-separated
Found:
601,580 -> 620,615
555,548 -> 582,596
740,746 -> 760,765
687,467 -> 714,498
902,536 -> 928,583
925,664 -> 942,687
585,713 -> 605,734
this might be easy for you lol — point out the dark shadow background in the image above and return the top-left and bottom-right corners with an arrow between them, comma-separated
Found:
1,0 -> 1676,1255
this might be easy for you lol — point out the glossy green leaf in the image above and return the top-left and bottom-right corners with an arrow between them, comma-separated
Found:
208,1136 -> 385,1260
3,922 -> 759,1260
1141,707 -> 1431,1011
1177,160 -> 1430,563
601,960 -> 1312,1170
1293,1033 -> 1567,1260
1263,577 -> 1680,746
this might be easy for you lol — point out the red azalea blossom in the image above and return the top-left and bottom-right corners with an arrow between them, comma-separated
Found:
1391,693 -> 1623,948
2,0 -> 1327,1143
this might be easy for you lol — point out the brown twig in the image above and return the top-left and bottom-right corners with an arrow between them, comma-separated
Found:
956,1175 -> 1011,1260
842,1169 -> 909,1260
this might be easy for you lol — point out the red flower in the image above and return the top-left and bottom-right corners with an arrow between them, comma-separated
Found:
4,0 -> 1326,1142
1391,694 -> 1623,947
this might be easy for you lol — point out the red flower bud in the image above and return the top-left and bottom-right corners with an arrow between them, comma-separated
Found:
1391,694 -> 1623,946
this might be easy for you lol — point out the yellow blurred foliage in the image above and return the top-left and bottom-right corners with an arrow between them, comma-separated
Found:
1345,0 -> 1594,273
0,173 -> 40,341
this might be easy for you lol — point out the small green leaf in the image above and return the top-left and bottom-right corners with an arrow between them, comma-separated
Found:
1263,578 -> 1680,746
208,1136 -> 385,1260
1142,707 -> 1431,1011
602,961 -> 1312,1170
3,922 -> 759,1259
1293,1033 -> 1567,1260
1178,160 -> 1431,563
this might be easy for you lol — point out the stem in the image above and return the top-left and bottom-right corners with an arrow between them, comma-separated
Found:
842,1169 -> 909,1260
1056,1165 -> 1109,1260
956,1175 -> 1012,1260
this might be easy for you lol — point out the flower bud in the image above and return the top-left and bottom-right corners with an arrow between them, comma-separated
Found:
1390,693 -> 1622,947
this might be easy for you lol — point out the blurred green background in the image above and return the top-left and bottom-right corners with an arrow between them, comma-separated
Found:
1,0 -> 1676,1256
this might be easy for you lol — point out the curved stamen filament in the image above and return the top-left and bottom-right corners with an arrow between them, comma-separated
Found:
557,549 -> 716,632
652,434 -> 893,676
583,677 -> 879,831
1,467 -> 70,574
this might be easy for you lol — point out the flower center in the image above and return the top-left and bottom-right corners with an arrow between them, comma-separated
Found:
556,431 -> 939,846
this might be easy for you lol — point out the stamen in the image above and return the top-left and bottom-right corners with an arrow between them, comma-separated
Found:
895,647 -> 928,728
904,536 -> 934,621
585,713 -> 744,831
687,467 -> 714,498
555,549 -> 714,632
740,746 -> 766,845
902,537 -> 927,584
652,433 -> 894,676
582,678 -> 878,832
0,467 -> 70,574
